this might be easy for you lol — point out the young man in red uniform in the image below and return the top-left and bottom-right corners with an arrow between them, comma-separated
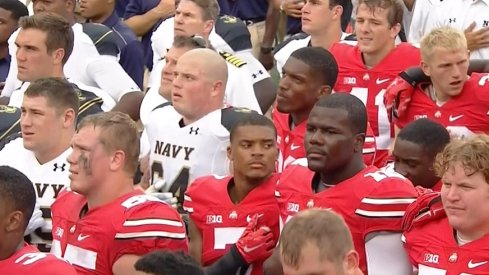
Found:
0,166 -> 77,274
391,118 -> 450,191
268,93 -> 418,275
395,27 -> 489,138
403,135 -> 489,274
273,46 -> 376,171
331,0 -> 421,166
51,112 -> 188,275
184,113 -> 279,275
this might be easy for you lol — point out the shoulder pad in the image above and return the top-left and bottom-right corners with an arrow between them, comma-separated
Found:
220,107 -> 257,131
152,102 -> 172,112
0,131 -> 22,151
219,51 -> 247,68
70,83 -> 104,120
81,23 -> 120,56
0,105 -> 21,145
214,15 -> 252,52
273,32 -> 309,54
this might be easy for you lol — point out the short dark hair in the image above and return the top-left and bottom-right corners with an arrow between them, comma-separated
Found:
134,251 -> 205,275
230,113 -> 277,142
24,77 -> 80,118
329,0 -> 349,9
173,35 -> 208,50
290,47 -> 338,87
397,118 -> 450,156
0,0 -> 28,21
357,0 -> 403,27
179,0 -> 220,21
19,13 -> 74,65
314,93 -> 367,135
0,166 -> 36,228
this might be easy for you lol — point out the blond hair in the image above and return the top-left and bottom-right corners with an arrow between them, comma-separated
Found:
77,112 -> 140,174
434,134 -> 489,183
421,27 -> 467,62
280,209 -> 354,268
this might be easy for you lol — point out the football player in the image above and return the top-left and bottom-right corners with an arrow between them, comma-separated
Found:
331,0 -> 421,167
394,27 -> 489,138
273,46 -> 376,171
392,118 -> 450,191
51,112 -> 188,274
0,166 -> 77,274
184,113 -> 279,274
402,135 -> 489,274
267,93 -> 417,275
280,209 -> 364,275
273,0 -> 351,77
8,13 -> 115,119
149,0 -> 276,113
0,78 -> 78,252
135,251 -> 205,275
144,48 -> 258,209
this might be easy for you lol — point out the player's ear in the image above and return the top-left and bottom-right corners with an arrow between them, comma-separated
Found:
62,108 -> 76,129
317,85 -> 332,98
421,61 -> 431,77
6,210 -> 23,232
389,23 -> 401,39
353,133 -> 365,153
203,20 -> 214,37
227,145 -> 233,161
332,4 -> 343,20
52,48 -> 65,66
110,150 -> 126,172
343,250 -> 360,275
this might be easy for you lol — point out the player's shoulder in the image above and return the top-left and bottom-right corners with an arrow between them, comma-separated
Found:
81,22 -> 119,57
218,50 -> 247,68
13,248 -> 77,275
392,43 -> 421,57
0,125 -> 22,151
273,32 -> 310,55
186,175 -> 230,199
277,159 -> 312,190
467,73 -> 489,101
0,105 -> 21,146
361,166 -> 417,196
51,190 -> 86,215
220,106 -> 258,131
213,15 -> 252,52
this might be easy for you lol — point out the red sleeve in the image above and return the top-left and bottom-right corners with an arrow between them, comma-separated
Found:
110,199 -> 189,263
34,256 -> 78,275
362,122 -> 377,166
356,174 -> 418,235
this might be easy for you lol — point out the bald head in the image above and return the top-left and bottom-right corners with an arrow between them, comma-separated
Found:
179,48 -> 228,88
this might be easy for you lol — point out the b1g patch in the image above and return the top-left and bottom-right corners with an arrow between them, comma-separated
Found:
219,51 -> 247,68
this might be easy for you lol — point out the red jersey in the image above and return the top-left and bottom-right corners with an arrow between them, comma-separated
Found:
396,73 -> 489,138
0,243 -> 77,275
275,160 -> 417,274
51,189 -> 188,274
403,194 -> 489,274
272,107 -> 377,170
331,42 -> 421,166
183,174 -> 280,274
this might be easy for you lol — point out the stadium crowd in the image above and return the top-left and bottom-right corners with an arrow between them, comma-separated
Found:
0,0 -> 489,274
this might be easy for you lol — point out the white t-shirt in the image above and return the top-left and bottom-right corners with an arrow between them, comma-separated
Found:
3,23 -> 140,101
408,0 -> 448,44
0,137 -> 71,250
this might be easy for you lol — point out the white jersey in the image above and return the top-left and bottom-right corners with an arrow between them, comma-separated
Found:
145,104 -> 252,205
149,16 -> 269,88
408,0 -> 448,44
3,23 -> 140,101
273,32 -> 349,77
0,136 -> 71,251
9,80 -> 115,112
429,0 -> 489,59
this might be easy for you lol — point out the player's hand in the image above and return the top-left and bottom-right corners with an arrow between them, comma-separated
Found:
145,179 -> 178,208
281,0 -> 304,18
258,52 -> 274,71
464,22 -> 489,51
235,214 -> 276,264
384,73 -> 415,123
402,187 -> 445,232
152,0 -> 176,18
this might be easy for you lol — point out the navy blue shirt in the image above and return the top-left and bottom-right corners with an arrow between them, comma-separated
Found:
115,0 -> 129,17
124,0 -> 161,70
218,0 -> 267,22
286,17 -> 301,35
103,11 -> 145,89
0,54 -> 11,82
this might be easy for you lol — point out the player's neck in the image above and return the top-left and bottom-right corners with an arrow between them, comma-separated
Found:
228,175 -> 263,204
182,106 -> 221,125
87,176 -> 134,209
290,108 -> 312,127
319,157 -> 365,187
35,136 -> 72,165
456,227 -> 489,245
0,43 -> 8,59
310,27 -> 342,50
361,43 -> 395,68
0,236 -> 23,261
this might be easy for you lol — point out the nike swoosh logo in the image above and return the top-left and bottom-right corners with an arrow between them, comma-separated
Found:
77,234 -> 90,241
468,260 -> 488,269
290,144 -> 300,150
243,244 -> 263,253
376,78 -> 390,85
449,114 -> 463,122
246,213 -> 264,223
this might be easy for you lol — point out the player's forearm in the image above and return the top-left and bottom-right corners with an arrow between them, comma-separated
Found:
124,10 -> 169,36
262,3 -> 280,47
112,92 -> 144,121
204,246 -> 247,275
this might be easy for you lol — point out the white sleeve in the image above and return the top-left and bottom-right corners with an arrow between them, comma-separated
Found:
86,56 -> 141,102
224,64 -> 262,114
25,201 -> 45,236
234,51 -> 270,84
2,29 -> 21,96
365,232 -> 412,275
